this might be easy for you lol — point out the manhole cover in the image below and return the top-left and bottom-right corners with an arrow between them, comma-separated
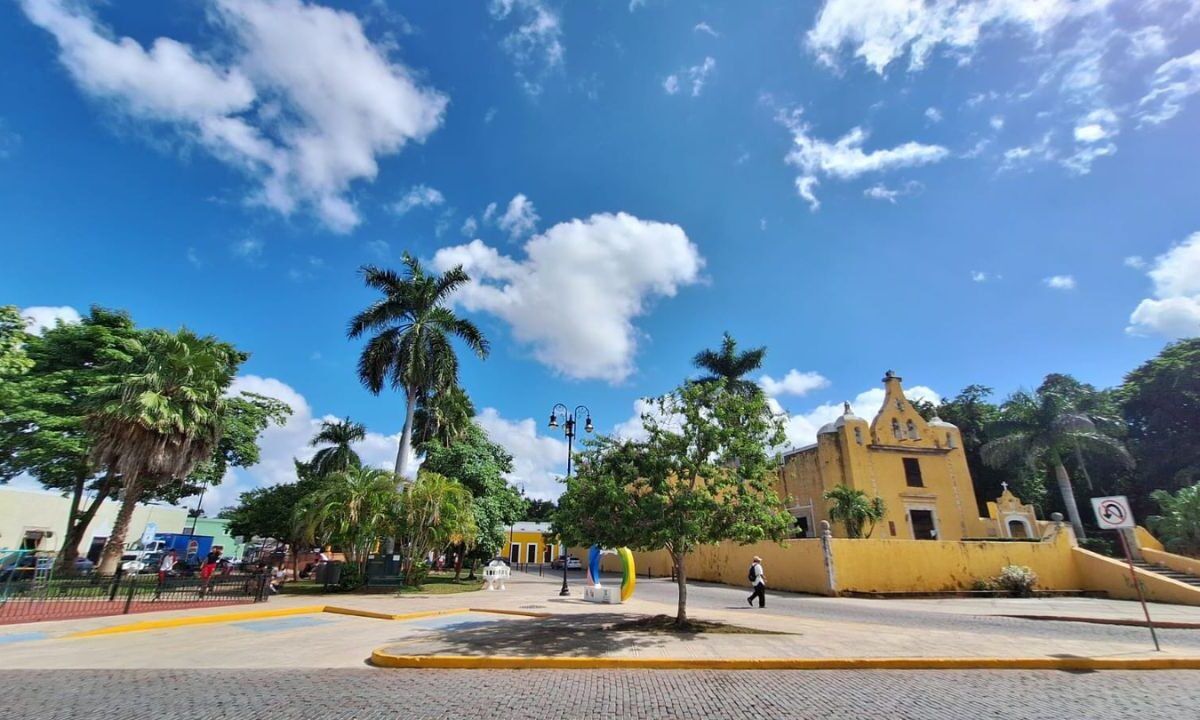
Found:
520,604 -> 547,609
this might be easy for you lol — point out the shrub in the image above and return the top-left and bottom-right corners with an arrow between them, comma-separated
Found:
1079,536 -> 1118,558
970,578 -> 998,592
994,565 -> 1038,597
403,560 -> 430,588
337,562 -> 364,592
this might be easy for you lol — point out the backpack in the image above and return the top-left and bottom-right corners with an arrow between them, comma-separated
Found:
748,564 -> 757,582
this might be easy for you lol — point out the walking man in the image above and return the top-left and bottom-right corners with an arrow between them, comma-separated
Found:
747,555 -> 766,608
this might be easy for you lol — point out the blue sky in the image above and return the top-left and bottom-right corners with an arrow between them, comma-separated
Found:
4,0 -> 1200,507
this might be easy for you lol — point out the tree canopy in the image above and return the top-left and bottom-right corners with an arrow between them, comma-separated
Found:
692,332 -> 767,397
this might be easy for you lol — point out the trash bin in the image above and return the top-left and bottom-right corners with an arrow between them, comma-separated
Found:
316,561 -> 342,586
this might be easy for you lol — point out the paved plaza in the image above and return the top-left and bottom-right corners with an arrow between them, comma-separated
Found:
1,571 -> 1197,717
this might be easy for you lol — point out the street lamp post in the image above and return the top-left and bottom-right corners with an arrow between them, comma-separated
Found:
549,403 -> 593,597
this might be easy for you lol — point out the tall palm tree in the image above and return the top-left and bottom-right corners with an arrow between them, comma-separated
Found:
293,466 -> 399,567
692,332 -> 767,397
823,484 -> 886,538
981,386 -> 1134,539
348,253 -> 489,481
88,329 -> 243,574
309,417 -> 366,478
413,385 -> 476,450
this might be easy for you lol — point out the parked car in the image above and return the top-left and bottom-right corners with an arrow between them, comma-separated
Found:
550,555 -> 582,570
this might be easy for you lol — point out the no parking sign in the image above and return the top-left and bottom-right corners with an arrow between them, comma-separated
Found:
1090,495 -> 1134,529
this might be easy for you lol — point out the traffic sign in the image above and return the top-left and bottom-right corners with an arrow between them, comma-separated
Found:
141,522 -> 158,545
1091,496 -> 1134,529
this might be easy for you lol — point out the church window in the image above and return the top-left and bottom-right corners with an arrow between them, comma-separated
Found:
854,427 -> 863,445
947,432 -> 956,449
903,458 -> 924,487
891,419 -> 902,440
906,420 -> 919,440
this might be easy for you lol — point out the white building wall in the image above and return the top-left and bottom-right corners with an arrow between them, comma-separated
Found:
0,487 -> 187,554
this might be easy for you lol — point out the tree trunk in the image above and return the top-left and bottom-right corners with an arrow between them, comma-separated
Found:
97,473 -> 141,575
54,472 -> 118,574
1054,460 -> 1087,539
395,387 -> 417,481
672,551 -> 688,625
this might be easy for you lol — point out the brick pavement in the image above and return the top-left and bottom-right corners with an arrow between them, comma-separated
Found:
0,669 -> 1194,719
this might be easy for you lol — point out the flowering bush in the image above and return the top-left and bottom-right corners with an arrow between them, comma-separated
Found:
995,565 -> 1038,597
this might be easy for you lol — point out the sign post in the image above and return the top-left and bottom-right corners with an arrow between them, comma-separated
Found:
1091,495 -> 1160,651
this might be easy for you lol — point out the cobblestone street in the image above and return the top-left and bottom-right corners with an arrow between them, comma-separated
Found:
1,669 -> 1194,720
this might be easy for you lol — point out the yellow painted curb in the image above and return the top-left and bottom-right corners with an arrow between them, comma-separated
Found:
324,607 -> 469,622
369,652 -> 1200,671
66,605 -> 327,639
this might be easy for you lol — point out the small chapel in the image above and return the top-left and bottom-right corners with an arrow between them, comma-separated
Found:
776,371 -> 1042,541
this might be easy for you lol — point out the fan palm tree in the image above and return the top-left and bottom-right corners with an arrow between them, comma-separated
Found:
981,386 -> 1134,539
692,332 -> 766,397
309,417 -> 366,478
293,466 -> 400,567
413,385 -> 476,450
824,483 -> 886,538
348,253 -> 489,481
88,329 -> 244,574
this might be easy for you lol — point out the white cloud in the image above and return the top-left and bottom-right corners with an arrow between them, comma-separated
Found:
774,384 -> 942,450
759,370 -> 831,398
461,216 -> 479,237
924,106 -> 943,123
665,57 -> 716,97
194,374 -> 409,512
475,407 -> 567,500
186,247 -> 203,268
488,0 -> 564,95
19,0 -> 447,233
863,180 -> 923,203
482,202 -> 498,223
20,305 -> 81,335
629,0 -> 646,11
1001,131 -> 1055,170
1128,232 -> 1200,337
1138,50 -> 1200,125
1124,255 -> 1146,269
1043,274 -> 1077,290
971,270 -> 999,283
432,212 -> 704,383
662,74 -> 680,95
779,109 -> 948,211
990,115 -> 1006,131
694,22 -> 720,38
390,184 -> 444,215
807,0 -> 1098,75
1127,25 -> 1168,60
232,237 -> 264,261
760,218 -> 768,231
497,193 -> 539,240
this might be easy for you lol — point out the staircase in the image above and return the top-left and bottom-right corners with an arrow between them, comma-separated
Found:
1132,560 -> 1200,589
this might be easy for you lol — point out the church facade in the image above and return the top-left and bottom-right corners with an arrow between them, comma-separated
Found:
777,371 -> 996,541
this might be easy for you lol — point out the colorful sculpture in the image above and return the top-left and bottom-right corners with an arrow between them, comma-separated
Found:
586,544 -> 636,602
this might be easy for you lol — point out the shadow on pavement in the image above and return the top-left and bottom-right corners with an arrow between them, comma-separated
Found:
402,612 -> 696,657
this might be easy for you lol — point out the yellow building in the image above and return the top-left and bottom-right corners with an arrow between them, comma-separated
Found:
506,521 -> 555,565
778,371 -> 991,541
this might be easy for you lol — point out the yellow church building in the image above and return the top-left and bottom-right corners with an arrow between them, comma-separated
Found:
778,370 -> 1026,541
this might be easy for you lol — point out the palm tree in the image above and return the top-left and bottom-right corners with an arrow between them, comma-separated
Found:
88,329 -> 244,574
394,470 -> 477,585
293,466 -> 399,567
981,385 -> 1134,539
1148,484 -> 1200,557
692,332 -> 766,397
824,483 -> 886,538
309,417 -> 366,478
413,385 -> 476,450
348,253 -> 489,481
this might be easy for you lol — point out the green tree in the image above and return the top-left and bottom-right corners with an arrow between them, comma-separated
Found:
0,305 -> 32,378
420,423 -> 524,578
1120,339 -> 1200,511
413,385 -> 476,450
89,328 -> 245,574
928,385 -> 1011,512
308,417 -> 365,478
293,466 -> 399,568
823,484 -> 886,538
394,470 -> 478,585
525,499 -> 556,522
1148,483 -> 1200,557
348,253 -> 489,481
0,308 -> 142,571
554,380 -> 791,625
691,332 -> 767,397
982,377 -> 1134,540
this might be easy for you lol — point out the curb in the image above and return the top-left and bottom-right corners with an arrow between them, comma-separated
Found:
368,652 -> 1200,671
61,606 -> 547,639
1001,614 -> 1200,630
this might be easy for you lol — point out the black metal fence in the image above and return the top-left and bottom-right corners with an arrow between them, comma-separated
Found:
1,553 -> 269,625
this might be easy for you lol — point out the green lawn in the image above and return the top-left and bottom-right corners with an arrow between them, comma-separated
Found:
396,573 -> 484,595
